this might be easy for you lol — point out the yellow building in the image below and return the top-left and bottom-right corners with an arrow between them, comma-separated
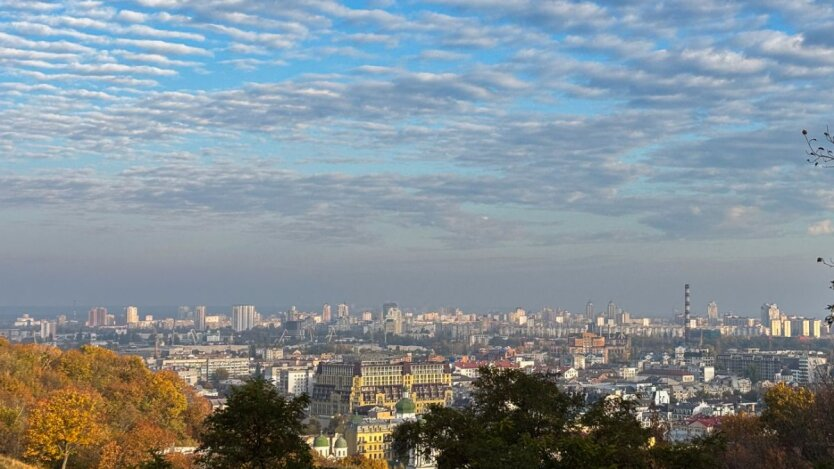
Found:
311,360 -> 452,418
345,417 -> 399,462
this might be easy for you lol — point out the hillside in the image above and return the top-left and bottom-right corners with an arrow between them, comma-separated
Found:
0,339 -> 210,468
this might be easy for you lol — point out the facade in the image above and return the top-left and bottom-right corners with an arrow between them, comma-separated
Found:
311,360 -> 453,418
87,307 -> 108,327
338,303 -> 350,319
274,367 -> 315,396
125,306 -> 139,325
345,417 -> 399,462
195,305 -> 207,331
232,305 -> 257,332
323,304 -> 332,323
716,350 -> 827,384
159,357 -> 250,380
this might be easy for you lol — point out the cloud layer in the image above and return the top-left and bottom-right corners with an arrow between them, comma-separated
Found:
2,0 -> 834,311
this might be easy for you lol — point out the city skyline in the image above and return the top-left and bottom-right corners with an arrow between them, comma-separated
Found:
2,1 -> 834,314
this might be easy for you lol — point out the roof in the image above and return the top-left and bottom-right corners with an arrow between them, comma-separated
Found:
334,436 -> 347,449
313,435 -> 330,447
396,397 -> 416,413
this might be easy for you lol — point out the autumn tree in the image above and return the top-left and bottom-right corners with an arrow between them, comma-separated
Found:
198,376 -> 312,469
24,388 -> 105,469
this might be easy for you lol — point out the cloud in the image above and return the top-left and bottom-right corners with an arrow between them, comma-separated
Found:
808,220 -> 834,236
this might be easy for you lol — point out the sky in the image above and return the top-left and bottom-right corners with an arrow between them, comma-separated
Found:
2,0 -> 834,317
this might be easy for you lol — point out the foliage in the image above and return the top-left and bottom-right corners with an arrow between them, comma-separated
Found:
392,367 -> 720,469
198,376 -> 312,469
0,339 -> 209,468
23,388 -> 105,468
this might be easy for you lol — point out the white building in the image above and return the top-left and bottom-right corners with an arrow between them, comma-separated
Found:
232,305 -> 257,332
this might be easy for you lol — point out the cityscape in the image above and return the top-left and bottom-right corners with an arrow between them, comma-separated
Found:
2,285 -> 832,466
3,0 -> 834,468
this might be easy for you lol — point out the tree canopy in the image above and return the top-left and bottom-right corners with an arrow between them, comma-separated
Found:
0,339 -> 209,468
198,376 -> 312,469
392,366 -> 721,469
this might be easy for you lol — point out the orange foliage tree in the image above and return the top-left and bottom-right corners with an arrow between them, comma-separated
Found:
23,388 -> 106,469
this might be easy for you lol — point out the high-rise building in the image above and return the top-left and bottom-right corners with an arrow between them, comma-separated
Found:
40,320 -> 55,341
707,301 -> 718,322
606,301 -> 617,321
382,302 -> 398,322
585,300 -> 594,318
761,303 -> 781,327
177,305 -> 191,320
322,304 -> 332,323
337,303 -> 349,319
87,307 -> 108,327
232,305 -> 257,332
195,305 -> 207,331
125,306 -> 139,325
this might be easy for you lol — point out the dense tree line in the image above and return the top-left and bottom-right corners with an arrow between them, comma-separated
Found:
392,367 -> 834,469
0,339 -> 209,468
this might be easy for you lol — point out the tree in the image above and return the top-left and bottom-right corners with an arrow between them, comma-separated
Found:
24,388 -> 105,469
392,367 -> 716,469
804,127 -> 834,325
198,376 -> 312,469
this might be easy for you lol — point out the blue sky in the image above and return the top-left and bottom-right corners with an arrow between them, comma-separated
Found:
2,0 -> 834,316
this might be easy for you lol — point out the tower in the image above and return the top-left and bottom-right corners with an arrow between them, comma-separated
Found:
684,284 -> 691,346
125,306 -> 139,325
322,304 -> 332,323
232,305 -> 257,332
195,305 -> 207,331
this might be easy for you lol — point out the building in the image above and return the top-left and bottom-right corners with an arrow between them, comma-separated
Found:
345,417 -> 399,462
232,305 -> 257,332
761,303 -> 781,327
585,300 -> 594,317
311,359 -> 452,418
40,321 -> 55,341
125,306 -> 139,325
338,303 -> 350,319
323,304 -> 332,323
195,305 -> 207,331
707,301 -> 718,323
87,307 -> 108,327
606,301 -> 618,322
382,303 -> 398,322
273,367 -> 315,397
716,350 -> 827,384
159,357 -> 251,380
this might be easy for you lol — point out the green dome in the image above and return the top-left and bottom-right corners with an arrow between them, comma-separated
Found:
395,397 -> 416,414
313,435 -> 330,448
334,437 -> 348,449
350,414 -> 364,425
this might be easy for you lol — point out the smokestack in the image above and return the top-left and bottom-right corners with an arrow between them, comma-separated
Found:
684,284 -> 691,346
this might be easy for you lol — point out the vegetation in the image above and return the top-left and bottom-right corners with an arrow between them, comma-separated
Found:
392,366 -> 722,469
198,376 -> 312,469
0,338 -> 210,468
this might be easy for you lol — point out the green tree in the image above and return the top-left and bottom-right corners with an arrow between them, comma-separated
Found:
198,376 -> 312,469
394,367 -> 721,469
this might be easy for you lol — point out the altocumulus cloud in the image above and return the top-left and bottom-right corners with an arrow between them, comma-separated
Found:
2,0 -> 834,248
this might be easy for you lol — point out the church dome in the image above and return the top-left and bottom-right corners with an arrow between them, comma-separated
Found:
395,397 -> 416,414
334,436 -> 348,449
313,435 -> 330,448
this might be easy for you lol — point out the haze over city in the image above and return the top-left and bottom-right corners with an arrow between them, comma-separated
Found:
2,1 -> 834,315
